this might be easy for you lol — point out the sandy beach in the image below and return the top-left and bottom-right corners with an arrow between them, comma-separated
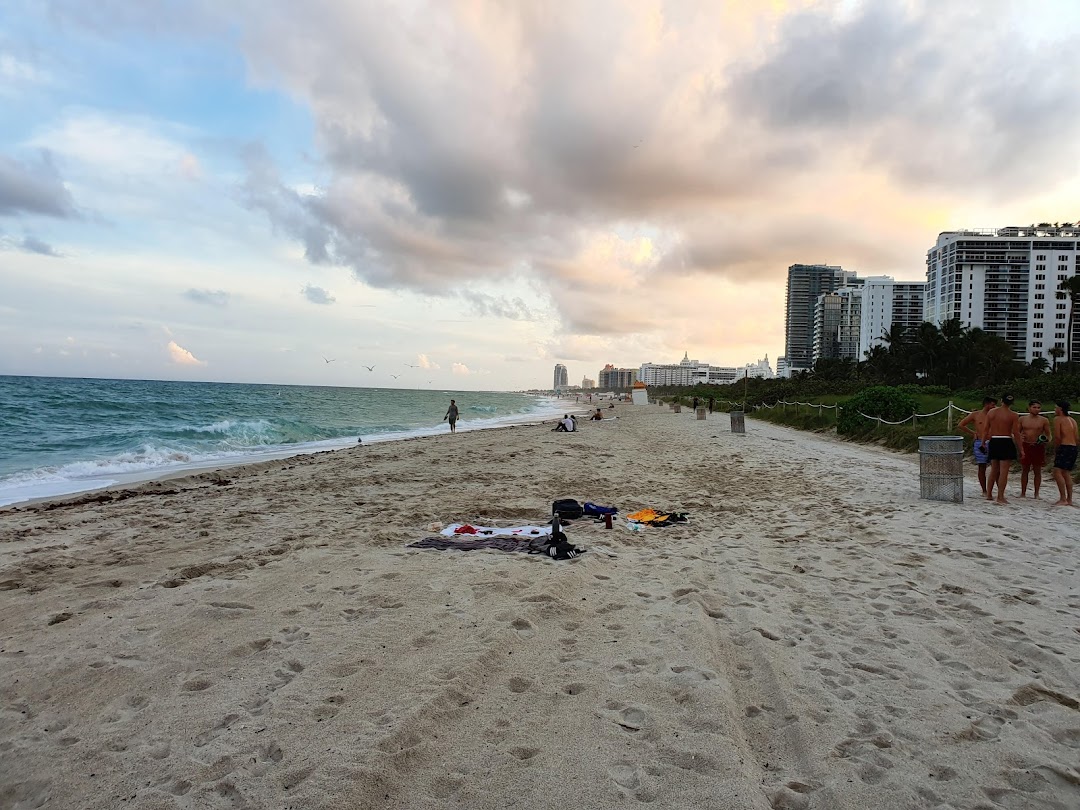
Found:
2,403 -> 1079,810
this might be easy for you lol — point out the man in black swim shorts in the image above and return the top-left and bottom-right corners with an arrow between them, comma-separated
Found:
983,394 -> 1024,504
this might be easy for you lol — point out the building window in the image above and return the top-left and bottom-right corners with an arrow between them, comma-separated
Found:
1035,294 -> 1045,299
1035,303 -> 1044,309
1036,264 -> 1046,271
1033,341 -> 1043,348
1036,274 -> 1046,280
1037,255 -> 1046,260
1036,283 -> 1045,290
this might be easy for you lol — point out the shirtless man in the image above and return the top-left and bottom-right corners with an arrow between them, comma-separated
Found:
958,397 -> 996,495
984,394 -> 1024,504
1018,400 -> 1052,498
1052,401 -> 1078,507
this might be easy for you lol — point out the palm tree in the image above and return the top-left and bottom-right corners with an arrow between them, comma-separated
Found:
1028,356 -> 1050,375
1048,345 -> 1065,373
1058,276 -> 1080,368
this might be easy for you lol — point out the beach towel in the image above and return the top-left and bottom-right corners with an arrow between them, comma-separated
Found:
626,508 -> 689,527
408,533 -> 584,560
440,523 -> 553,538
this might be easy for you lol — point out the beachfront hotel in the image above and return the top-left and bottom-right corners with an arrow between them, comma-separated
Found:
784,264 -> 859,374
858,276 -> 926,360
812,287 -> 863,364
924,225 -> 1080,363
553,363 -> 569,391
598,364 -> 638,389
637,353 -> 774,386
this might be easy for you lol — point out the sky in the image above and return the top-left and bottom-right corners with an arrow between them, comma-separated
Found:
2,0 -> 1080,391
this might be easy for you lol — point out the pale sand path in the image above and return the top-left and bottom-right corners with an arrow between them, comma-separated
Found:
2,405 -> 1079,809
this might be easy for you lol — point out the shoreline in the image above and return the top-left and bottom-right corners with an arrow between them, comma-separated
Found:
0,398 -> 592,510
5,404 -> 1076,808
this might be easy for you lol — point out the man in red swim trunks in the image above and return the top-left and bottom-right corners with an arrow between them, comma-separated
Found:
1018,400 -> 1052,499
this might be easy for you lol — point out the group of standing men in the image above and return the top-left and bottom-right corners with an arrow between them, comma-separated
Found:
959,395 -> 1078,505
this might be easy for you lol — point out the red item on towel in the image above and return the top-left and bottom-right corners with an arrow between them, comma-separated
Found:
454,524 -> 478,535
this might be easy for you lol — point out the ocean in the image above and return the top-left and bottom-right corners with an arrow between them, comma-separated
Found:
0,376 -> 567,507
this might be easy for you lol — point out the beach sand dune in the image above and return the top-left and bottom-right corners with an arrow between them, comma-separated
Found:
2,406 -> 1079,809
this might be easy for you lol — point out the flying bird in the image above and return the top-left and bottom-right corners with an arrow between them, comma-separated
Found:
322,357 -> 336,364
363,364 -> 375,371
405,363 -> 420,367
391,374 -> 400,379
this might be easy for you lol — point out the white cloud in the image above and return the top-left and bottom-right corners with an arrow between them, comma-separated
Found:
417,353 -> 440,370
167,340 -> 206,366
451,362 -> 470,375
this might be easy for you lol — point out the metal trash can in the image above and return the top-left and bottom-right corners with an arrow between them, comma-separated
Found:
730,411 -> 745,434
919,435 -> 964,503
696,408 -> 707,420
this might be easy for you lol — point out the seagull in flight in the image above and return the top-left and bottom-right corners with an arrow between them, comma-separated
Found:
405,363 -> 419,368
363,364 -> 375,371
322,356 -> 336,364
391,374 -> 400,379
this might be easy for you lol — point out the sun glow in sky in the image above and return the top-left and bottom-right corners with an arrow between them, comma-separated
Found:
2,0 -> 1080,389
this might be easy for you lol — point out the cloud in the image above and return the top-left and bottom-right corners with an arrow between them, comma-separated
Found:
724,2 -> 1080,191
451,362 -> 470,375
167,340 -> 206,366
301,284 -> 335,305
184,288 -> 230,306
19,234 -> 62,256
416,353 -> 440,370
0,151 -> 77,218
458,291 -> 536,321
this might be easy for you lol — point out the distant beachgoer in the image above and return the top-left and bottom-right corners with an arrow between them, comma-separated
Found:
984,394 -> 1023,504
958,396 -> 996,495
692,397 -> 699,411
1052,401 -> 1077,506
1018,400 -> 1051,499
708,397 -> 714,413
443,399 -> 459,433
590,408 -> 603,421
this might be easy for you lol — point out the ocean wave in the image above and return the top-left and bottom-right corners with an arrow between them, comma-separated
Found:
468,405 -> 499,413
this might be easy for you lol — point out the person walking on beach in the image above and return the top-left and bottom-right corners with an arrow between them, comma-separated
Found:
708,397 -> 715,414
443,399 -> 459,433
1018,400 -> 1052,499
958,396 -> 996,495
1052,401 -> 1078,506
984,394 -> 1024,504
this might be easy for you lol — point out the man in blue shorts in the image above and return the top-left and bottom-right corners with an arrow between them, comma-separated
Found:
958,396 -> 996,495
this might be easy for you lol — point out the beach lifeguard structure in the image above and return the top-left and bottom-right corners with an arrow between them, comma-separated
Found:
631,381 -> 649,406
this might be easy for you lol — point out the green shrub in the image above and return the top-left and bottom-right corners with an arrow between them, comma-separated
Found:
837,386 -> 919,434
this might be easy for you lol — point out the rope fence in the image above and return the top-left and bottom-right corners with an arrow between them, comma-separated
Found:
664,396 -> 1080,426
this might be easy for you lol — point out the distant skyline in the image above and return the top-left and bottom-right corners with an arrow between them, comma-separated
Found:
3,1 -> 1080,390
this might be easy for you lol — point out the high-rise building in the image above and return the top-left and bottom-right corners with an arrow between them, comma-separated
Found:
925,225 -> 1080,362
598,364 -> 638,389
581,376 -> 596,389
858,276 -> 926,360
813,288 -> 862,363
785,264 -> 859,373
553,363 -> 569,390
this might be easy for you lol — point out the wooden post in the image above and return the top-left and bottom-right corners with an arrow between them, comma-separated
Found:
947,401 -> 953,432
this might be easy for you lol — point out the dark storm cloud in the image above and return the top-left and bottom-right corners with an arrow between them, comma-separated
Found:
184,288 -> 230,306
0,152 -> 77,218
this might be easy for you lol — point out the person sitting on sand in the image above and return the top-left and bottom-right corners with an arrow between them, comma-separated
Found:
984,394 -> 1024,504
1052,401 -> 1078,507
958,396 -> 996,496
590,408 -> 603,421
552,414 -> 576,432
1019,400 -> 1052,499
